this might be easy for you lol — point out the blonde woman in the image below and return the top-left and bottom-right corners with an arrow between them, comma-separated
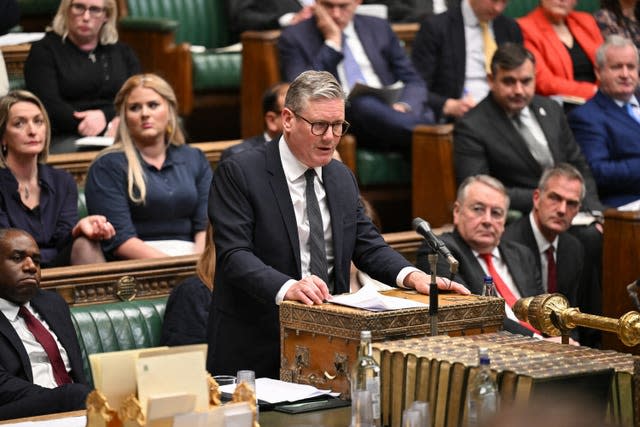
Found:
85,74 -> 212,260
0,90 -> 114,266
24,0 -> 140,152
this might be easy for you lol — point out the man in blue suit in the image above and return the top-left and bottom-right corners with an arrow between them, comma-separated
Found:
207,71 -> 468,379
569,35 -> 640,208
0,228 -> 90,419
278,0 -> 435,149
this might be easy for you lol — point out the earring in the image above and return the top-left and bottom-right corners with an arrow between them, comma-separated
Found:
166,124 -> 173,135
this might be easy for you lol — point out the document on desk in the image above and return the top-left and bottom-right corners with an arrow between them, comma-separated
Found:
0,415 -> 86,427
329,282 -> 428,311
219,378 -> 339,404
347,82 -> 403,105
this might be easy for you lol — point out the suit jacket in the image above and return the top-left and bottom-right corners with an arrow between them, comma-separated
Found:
278,14 -> 428,114
568,90 -> 640,207
226,0 -> 302,36
416,230 -> 543,335
518,7 -> 602,100
454,94 -> 603,212
0,289 -> 90,419
503,216 -> 583,307
207,138 -> 412,378
219,134 -> 267,163
362,0 -> 460,23
412,5 -> 522,118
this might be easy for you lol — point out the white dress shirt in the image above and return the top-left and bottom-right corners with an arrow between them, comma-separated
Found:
529,212 -> 558,293
475,247 -> 522,324
461,0 -> 491,102
0,298 -> 71,388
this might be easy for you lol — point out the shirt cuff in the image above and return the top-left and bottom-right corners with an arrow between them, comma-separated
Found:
275,279 -> 298,305
396,266 -> 420,288
325,39 -> 341,52
279,13 -> 295,27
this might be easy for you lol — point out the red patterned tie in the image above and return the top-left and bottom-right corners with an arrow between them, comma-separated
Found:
18,306 -> 72,385
546,246 -> 557,294
479,253 -> 539,334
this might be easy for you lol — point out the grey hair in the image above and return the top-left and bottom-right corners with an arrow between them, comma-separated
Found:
457,174 -> 510,210
537,163 -> 586,201
284,70 -> 346,113
595,35 -> 639,68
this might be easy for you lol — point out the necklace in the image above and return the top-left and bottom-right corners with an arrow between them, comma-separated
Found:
19,183 -> 30,200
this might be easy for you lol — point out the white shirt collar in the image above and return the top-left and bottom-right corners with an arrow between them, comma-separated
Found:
343,21 -> 357,38
528,211 -> 558,253
613,94 -> 639,108
0,298 -> 31,322
278,136 -> 323,183
462,0 -> 480,27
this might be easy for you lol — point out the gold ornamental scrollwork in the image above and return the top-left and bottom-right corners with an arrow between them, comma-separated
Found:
116,275 -> 138,301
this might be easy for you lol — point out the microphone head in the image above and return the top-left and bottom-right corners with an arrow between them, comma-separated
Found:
412,217 -> 430,231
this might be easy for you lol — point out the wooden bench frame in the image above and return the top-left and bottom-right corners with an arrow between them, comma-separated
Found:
41,231 -> 425,306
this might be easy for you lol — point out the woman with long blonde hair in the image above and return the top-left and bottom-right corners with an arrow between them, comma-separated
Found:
85,74 -> 212,260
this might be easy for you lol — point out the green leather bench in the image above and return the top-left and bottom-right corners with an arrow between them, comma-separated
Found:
116,0 -> 241,116
70,297 -> 167,386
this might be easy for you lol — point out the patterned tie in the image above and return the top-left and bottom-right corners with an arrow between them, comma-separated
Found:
626,103 -> 640,125
479,253 -> 539,334
18,306 -> 72,385
545,246 -> 557,294
342,33 -> 366,90
513,114 -> 554,168
305,169 -> 331,289
479,21 -> 497,74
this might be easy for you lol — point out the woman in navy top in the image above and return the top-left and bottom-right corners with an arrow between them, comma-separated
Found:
85,74 -> 212,260
0,90 -> 115,267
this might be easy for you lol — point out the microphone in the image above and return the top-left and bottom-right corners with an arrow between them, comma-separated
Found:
412,217 -> 459,272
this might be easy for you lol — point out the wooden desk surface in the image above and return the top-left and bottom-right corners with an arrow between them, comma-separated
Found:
0,407 -> 351,426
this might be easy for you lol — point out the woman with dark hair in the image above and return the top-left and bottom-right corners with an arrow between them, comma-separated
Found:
0,90 -> 114,267
595,0 -> 640,49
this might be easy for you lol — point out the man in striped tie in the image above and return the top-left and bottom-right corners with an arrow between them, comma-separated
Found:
416,175 -> 546,337
0,228 -> 90,419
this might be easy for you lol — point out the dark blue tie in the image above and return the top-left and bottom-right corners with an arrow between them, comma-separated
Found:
304,169 -> 330,288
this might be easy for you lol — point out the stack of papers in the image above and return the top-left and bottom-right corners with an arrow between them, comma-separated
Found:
329,283 -> 428,312
219,378 -> 339,404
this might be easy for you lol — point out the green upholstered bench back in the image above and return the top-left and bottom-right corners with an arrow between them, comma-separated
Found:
70,297 -> 167,386
357,148 -> 410,186
125,0 -> 230,48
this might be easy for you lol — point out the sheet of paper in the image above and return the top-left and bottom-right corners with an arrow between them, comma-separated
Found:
136,349 -> 209,414
74,136 -> 114,147
0,32 -> 45,46
219,377 -> 339,404
348,82 -> 404,105
617,198 -> 640,212
329,282 -> 428,312
0,415 -> 86,427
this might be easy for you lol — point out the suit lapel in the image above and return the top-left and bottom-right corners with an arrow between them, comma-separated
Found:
265,141 -> 302,275
596,91 -> 640,130
451,9 -> 466,91
486,97 -> 542,173
530,98 -> 562,164
450,231 -> 485,294
0,306 -> 34,382
323,162 -> 346,292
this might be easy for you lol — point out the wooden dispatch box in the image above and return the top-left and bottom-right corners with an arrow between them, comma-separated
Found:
279,290 -> 505,398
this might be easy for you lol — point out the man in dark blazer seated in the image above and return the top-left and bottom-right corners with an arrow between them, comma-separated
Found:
0,228 -> 90,419
416,175 -> 543,336
453,43 -> 603,214
568,35 -> 640,208
220,82 -> 290,162
226,0 -> 313,41
278,0 -> 435,149
207,70 -> 469,379
412,0 -> 522,122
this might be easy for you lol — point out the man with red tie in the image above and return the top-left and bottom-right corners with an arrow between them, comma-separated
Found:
416,174 -> 544,336
0,228 -> 90,419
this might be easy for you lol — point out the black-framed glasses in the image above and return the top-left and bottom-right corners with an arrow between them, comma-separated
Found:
293,111 -> 350,137
69,3 -> 106,17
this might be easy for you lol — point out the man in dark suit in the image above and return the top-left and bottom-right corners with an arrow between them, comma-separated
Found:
412,0 -> 522,122
568,35 -> 640,208
226,0 -> 313,40
454,43 -> 603,214
362,0 -> 460,22
221,82 -> 290,162
416,175 -> 543,336
208,71 -> 468,379
503,164 -> 585,307
0,228 -> 90,419
278,0 -> 435,149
